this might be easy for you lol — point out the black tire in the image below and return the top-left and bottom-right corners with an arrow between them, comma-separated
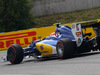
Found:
56,38 -> 74,59
97,36 -> 100,50
7,44 -> 23,64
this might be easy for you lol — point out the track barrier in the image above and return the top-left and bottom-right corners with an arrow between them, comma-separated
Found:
0,19 -> 100,51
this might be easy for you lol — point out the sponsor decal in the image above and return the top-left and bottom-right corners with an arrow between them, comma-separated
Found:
76,32 -> 82,37
78,38 -> 81,43
40,45 -> 44,50
0,31 -> 36,40
76,25 -> 79,31
0,31 -> 36,49
36,43 -> 53,56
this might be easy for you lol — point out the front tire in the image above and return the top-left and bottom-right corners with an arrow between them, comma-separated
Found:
7,44 -> 23,64
56,38 -> 74,59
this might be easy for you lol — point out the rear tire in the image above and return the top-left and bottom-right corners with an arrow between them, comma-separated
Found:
56,38 -> 74,59
96,36 -> 100,50
7,44 -> 23,64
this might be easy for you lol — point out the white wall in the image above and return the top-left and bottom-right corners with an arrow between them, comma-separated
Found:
31,0 -> 100,16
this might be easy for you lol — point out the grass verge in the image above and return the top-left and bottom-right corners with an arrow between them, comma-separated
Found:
33,7 -> 100,28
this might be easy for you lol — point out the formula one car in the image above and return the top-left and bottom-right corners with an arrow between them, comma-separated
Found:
6,22 -> 100,64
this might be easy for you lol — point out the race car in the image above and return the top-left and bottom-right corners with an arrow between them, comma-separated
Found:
6,22 -> 100,64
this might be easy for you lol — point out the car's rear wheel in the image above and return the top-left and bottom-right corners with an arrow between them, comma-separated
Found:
56,38 -> 74,59
95,35 -> 100,50
7,44 -> 23,64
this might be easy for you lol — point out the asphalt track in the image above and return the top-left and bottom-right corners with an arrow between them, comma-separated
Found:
1,51 -> 100,75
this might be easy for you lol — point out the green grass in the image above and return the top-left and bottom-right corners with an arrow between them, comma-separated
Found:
33,7 -> 100,28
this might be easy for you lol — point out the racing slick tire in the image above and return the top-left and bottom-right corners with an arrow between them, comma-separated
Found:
97,36 -> 100,50
56,38 -> 74,59
7,44 -> 23,64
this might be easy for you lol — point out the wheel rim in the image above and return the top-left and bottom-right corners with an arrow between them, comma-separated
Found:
57,43 -> 63,57
8,47 -> 16,63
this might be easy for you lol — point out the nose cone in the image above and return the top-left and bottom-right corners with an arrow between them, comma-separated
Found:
36,43 -> 53,56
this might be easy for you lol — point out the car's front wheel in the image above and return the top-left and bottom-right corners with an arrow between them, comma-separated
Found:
7,44 -> 23,64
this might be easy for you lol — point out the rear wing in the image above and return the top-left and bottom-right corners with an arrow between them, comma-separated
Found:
75,20 -> 100,28
81,22 -> 100,28
78,20 -> 100,36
